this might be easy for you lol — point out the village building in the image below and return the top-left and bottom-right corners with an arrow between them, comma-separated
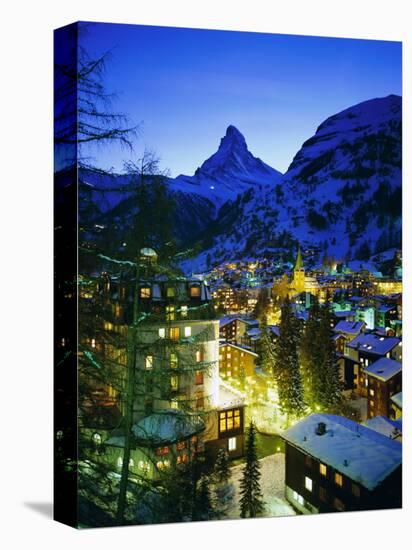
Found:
364,358 -> 402,419
282,414 -> 402,514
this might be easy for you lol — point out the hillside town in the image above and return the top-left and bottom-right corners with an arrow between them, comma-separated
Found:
73,244 -> 402,524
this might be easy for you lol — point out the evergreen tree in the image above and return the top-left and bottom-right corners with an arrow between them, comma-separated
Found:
214,448 -> 231,485
318,303 -> 343,409
193,475 -> 215,521
273,297 -> 305,421
213,449 -> 235,517
239,422 -> 264,518
300,296 -> 322,409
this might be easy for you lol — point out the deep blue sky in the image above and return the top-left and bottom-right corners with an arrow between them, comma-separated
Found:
80,22 -> 402,176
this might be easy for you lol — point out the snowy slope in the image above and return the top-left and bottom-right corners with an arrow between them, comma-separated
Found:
169,125 -> 282,206
188,95 -> 402,271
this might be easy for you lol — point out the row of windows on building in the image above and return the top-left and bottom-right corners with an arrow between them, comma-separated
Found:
304,459 -> 361,498
219,409 -> 241,433
139,285 -> 202,299
292,489 -> 346,512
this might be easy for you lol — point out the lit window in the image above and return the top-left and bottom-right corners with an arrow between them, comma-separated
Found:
184,326 -> 192,337
292,491 -> 304,505
227,353 -> 231,359
181,305 -> 188,318
334,472 -> 343,487
228,437 -> 237,451
370,400 -> 374,408
166,305 -> 175,321
169,327 -> 179,340
196,350 -> 202,363
140,287 -> 151,299
220,409 -> 241,432
369,389 -> 375,397
91,338 -> 96,348
166,287 -> 175,298
145,355 -> 154,370
319,463 -> 327,476
92,433 -> 102,445
170,399 -> 178,410
305,476 -> 313,492
190,285 -> 201,297
158,328 -> 165,338
129,458 -> 134,467
171,375 -> 179,391
170,353 -> 178,369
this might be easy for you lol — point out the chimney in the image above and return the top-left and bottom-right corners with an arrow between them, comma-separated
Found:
315,422 -> 326,436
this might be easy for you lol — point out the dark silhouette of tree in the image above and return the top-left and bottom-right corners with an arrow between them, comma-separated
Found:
239,422 -> 264,518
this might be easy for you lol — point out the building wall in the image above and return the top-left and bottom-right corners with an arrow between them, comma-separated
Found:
219,343 -> 257,380
367,372 -> 402,419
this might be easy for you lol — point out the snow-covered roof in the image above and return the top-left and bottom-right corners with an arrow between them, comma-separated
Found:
362,416 -> 402,441
282,413 -> 402,491
219,341 -> 258,357
268,325 -> 280,337
132,410 -> 205,446
218,381 -> 244,409
391,392 -> 402,409
347,333 -> 400,356
364,357 -> 402,382
334,320 -> 365,334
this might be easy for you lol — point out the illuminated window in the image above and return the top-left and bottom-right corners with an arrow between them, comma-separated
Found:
228,437 -> 236,451
170,399 -> 178,410
140,287 -> 151,299
305,476 -> 313,492
319,463 -> 327,476
91,338 -> 96,348
190,285 -> 201,297
156,446 -> 169,456
369,389 -> 375,397
169,327 -> 179,340
292,491 -> 304,505
219,409 -> 241,432
227,353 -> 231,359
166,287 -> 175,298
181,305 -> 188,317
158,328 -> 165,338
170,353 -> 178,369
334,472 -> 343,487
145,355 -> 154,370
370,400 -> 374,408
171,375 -> 179,391
196,350 -> 202,363
184,326 -> 192,337
176,441 -> 186,451
166,305 -> 175,321
92,433 -> 102,445
195,370 -> 204,385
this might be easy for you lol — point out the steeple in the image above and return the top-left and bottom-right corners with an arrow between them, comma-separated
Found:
294,246 -> 304,271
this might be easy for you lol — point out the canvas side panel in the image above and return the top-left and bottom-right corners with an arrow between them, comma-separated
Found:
54,22 -> 79,529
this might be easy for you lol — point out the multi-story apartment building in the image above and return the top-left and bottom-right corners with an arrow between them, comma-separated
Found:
364,358 -> 402,419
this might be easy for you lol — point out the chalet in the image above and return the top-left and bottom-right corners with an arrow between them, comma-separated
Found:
219,317 -> 258,345
364,358 -> 402,419
219,341 -> 258,380
345,333 -> 402,396
282,414 -> 402,514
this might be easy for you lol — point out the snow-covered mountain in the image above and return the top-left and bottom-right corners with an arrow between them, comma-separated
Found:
188,95 -> 401,271
169,125 -> 282,206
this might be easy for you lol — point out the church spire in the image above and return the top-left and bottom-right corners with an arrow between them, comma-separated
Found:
294,245 -> 303,271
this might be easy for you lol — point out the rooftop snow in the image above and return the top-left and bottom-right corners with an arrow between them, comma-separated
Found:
335,320 -> 365,334
391,392 -> 402,409
364,357 -> 402,382
362,416 -> 402,441
282,413 -> 402,490
347,333 -> 400,355
132,410 -> 205,446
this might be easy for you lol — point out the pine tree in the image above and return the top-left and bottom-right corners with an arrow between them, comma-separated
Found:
318,302 -> 343,409
214,448 -> 231,485
193,475 -> 215,521
273,297 -> 305,421
300,297 -> 322,409
213,449 -> 235,517
239,422 -> 264,518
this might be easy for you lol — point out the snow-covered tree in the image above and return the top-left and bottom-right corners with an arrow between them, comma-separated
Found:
239,422 -> 264,518
273,297 -> 305,421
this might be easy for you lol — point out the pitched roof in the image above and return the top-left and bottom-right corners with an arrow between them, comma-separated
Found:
362,416 -> 402,441
364,357 -> 402,382
282,413 -> 402,491
347,333 -> 400,355
335,320 -> 365,334
391,392 -> 402,409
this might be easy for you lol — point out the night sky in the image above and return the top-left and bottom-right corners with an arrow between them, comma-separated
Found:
80,22 -> 402,176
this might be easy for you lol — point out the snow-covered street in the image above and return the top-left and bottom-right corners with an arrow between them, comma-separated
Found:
226,452 -> 296,519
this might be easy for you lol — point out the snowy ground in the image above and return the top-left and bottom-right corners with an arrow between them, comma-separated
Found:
225,452 -> 296,519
